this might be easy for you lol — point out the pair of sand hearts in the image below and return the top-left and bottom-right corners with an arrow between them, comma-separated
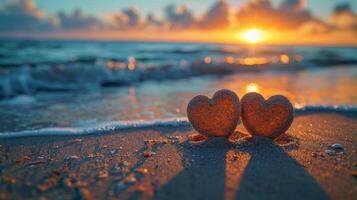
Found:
187,89 -> 294,139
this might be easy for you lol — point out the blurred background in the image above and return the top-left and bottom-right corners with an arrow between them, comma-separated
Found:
0,0 -> 356,133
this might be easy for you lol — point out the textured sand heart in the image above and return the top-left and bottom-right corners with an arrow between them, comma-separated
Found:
241,92 -> 294,139
187,89 -> 240,137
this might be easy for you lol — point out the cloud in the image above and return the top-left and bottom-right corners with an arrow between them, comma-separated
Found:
279,0 -> 305,11
0,0 -> 317,32
146,13 -> 163,29
102,6 -> 142,30
164,4 -> 196,29
122,7 -> 141,27
300,2 -> 357,34
299,20 -> 329,34
0,0 -> 57,32
1,0 -> 356,37
103,12 -> 130,29
58,9 -> 101,30
330,2 -> 357,30
236,0 -> 315,30
198,0 -> 233,29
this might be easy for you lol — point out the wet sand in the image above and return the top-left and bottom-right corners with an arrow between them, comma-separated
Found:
0,112 -> 356,200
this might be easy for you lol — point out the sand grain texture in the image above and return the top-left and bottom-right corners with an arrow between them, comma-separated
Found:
187,89 -> 240,137
241,92 -> 294,139
0,112 -> 356,200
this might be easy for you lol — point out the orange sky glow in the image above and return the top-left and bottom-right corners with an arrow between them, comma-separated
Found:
19,29 -> 356,46
2,0 -> 357,45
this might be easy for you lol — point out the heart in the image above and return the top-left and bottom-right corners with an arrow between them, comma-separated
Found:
187,89 -> 240,137
241,92 -> 294,139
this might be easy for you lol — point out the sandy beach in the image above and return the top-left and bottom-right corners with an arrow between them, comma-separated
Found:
1,111 -> 356,200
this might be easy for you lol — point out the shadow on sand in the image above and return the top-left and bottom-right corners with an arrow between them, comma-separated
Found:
152,136 -> 331,200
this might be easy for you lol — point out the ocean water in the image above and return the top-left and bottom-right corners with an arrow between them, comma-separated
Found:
0,39 -> 356,137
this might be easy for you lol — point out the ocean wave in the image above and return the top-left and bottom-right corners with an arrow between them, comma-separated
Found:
0,54 -> 311,98
0,105 -> 355,138
294,104 -> 357,113
0,118 -> 190,138
1,40 -> 356,98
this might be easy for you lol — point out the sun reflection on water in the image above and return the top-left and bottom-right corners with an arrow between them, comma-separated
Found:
204,56 -> 212,64
280,54 -> 290,64
226,56 -> 235,64
246,83 -> 260,93
239,57 -> 269,66
294,102 -> 304,109
105,57 -> 137,71
128,56 -> 136,70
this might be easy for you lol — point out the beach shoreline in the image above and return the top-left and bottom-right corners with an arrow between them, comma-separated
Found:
1,112 -> 356,200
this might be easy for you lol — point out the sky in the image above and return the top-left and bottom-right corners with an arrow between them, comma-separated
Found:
1,0 -> 355,20
0,0 -> 356,45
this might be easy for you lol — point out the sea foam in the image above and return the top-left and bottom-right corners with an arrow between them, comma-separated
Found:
0,105 -> 355,138
0,118 -> 190,138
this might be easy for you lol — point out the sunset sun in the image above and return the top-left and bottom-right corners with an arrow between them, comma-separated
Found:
242,29 -> 264,44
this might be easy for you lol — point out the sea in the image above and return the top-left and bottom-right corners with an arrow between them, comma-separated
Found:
0,39 -> 356,137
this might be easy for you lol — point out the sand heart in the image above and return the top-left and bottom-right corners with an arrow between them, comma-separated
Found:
187,89 -> 240,137
241,92 -> 294,139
